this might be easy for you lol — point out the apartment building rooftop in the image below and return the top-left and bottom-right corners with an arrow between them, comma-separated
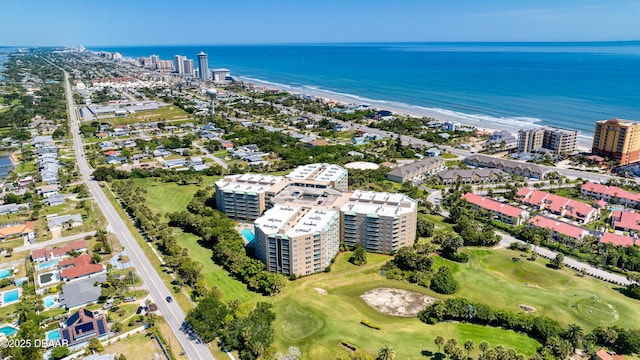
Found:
286,163 -> 347,183
215,174 -> 284,194
342,190 -> 417,217
289,208 -> 339,236
254,204 -> 300,235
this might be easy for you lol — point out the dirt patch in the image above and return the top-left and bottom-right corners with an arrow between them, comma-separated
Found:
360,288 -> 437,317
314,287 -> 328,295
519,304 -> 537,313
523,283 -> 539,288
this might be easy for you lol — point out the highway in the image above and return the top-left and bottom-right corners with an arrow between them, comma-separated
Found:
62,71 -> 215,360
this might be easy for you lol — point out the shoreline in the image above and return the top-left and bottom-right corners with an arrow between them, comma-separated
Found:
238,76 -> 592,151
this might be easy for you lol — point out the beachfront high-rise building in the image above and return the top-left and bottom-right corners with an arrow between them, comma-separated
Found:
173,55 -> 186,74
592,118 -> 640,165
212,68 -> 231,83
197,51 -> 209,80
517,127 -> 577,155
156,60 -> 174,72
254,205 -> 340,276
149,55 -> 160,69
340,190 -> 417,253
183,59 -> 194,77
518,128 -> 545,153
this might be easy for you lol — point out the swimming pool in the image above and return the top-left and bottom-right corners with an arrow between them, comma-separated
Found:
37,261 -> 59,271
46,329 -> 61,341
43,295 -> 57,308
241,228 -> 255,242
0,325 -> 17,337
0,269 -> 12,280
3,289 -> 19,304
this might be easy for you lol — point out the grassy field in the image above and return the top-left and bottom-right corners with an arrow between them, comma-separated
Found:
104,106 -> 191,125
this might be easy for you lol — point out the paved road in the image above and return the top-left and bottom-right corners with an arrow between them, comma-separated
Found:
63,71 -> 215,360
192,142 -> 229,169
15,231 -> 96,253
426,191 -> 632,286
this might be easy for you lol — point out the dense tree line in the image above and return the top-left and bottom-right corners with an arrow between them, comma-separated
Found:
420,298 -> 640,357
186,289 -> 276,359
168,188 -> 287,295
92,166 -> 224,183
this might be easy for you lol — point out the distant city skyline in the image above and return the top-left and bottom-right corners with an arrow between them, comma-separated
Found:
1,0 -> 639,46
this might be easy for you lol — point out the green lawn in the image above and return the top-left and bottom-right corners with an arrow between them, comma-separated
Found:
104,105 -> 191,125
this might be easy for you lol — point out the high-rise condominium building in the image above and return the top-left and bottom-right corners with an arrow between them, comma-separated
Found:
517,127 -> 577,155
173,55 -> 186,74
214,174 -> 284,221
254,205 -> 340,276
212,68 -> 231,83
592,118 -> 640,165
183,59 -> 194,77
149,55 -> 160,69
197,51 -> 209,80
285,163 -> 348,191
340,190 -> 417,253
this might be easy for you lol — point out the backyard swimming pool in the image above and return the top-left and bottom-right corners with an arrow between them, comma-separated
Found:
43,295 -> 57,308
37,261 -> 59,271
46,329 -> 61,341
241,228 -> 255,243
0,269 -> 12,279
3,289 -> 19,304
0,324 -> 17,337
38,271 -> 60,286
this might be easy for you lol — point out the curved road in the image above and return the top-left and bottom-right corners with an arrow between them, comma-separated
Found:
63,71 -> 215,360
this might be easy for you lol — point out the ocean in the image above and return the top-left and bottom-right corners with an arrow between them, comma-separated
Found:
91,42 -> 640,143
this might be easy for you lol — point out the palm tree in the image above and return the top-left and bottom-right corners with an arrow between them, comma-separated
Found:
435,336 -> 445,353
479,341 -> 489,357
464,340 -> 475,358
376,345 -> 395,360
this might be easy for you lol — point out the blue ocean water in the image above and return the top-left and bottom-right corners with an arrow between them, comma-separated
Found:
91,42 -> 640,140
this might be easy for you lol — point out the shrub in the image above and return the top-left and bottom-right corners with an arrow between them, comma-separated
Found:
430,266 -> 459,294
360,319 -> 381,330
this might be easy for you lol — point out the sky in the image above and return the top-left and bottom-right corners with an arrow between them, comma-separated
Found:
1,0 -> 639,46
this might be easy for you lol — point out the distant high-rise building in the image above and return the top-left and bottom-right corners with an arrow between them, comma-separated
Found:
149,55 -> 160,69
592,118 -> 640,165
197,51 -> 209,80
173,55 -> 186,74
156,60 -> 174,72
183,59 -> 194,77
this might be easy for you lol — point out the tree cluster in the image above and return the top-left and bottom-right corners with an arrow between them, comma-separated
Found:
382,245 -> 459,294
186,292 -> 276,360
168,188 -> 287,295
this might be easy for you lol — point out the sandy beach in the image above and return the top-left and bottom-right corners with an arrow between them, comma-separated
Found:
240,76 -> 592,151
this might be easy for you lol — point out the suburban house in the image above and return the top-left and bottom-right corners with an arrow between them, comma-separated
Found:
59,254 -> 106,282
59,308 -> 108,348
59,274 -> 107,309
30,239 -> 88,263
528,215 -> 591,241
36,184 -> 60,197
0,222 -> 36,242
0,203 -> 29,215
594,349 -> 626,360
47,214 -> 83,230
461,193 -> 529,225
581,182 -> 640,207
516,188 -> 598,224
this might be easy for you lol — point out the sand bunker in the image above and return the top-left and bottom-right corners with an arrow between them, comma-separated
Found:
360,288 -> 437,317
519,304 -> 537,313
314,287 -> 328,295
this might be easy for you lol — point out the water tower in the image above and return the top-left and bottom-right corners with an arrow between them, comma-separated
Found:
206,88 -> 217,116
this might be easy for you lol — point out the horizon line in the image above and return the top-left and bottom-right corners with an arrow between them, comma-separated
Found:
2,39 -> 640,48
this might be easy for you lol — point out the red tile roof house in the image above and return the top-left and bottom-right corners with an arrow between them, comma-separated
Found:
611,210 -> 640,233
59,254 -> 106,282
30,240 -> 87,263
528,215 -> 591,242
516,188 -> 599,224
595,349 -> 626,360
0,222 -> 36,242
461,193 -> 529,226
600,232 -> 635,248
581,182 -> 640,207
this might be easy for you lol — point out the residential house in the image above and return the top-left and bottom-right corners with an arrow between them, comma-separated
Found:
59,274 -> 107,309
0,222 -> 36,242
36,184 -> 60,197
189,157 -> 204,166
106,156 -> 127,165
611,210 -> 640,233
47,214 -> 83,230
31,239 -> 87,263
43,194 -> 66,207
594,349 -> 626,360
0,203 -> 29,215
163,159 -> 187,168
516,188 -> 599,223
386,157 -> 445,183
600,232 -> 635,248
59,254 -> 106,282
425,147 -> 441,157
581,182 -> 640,207
436,169 -> 506,184
465,154 -> 550,179
59,307 -> 108,347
